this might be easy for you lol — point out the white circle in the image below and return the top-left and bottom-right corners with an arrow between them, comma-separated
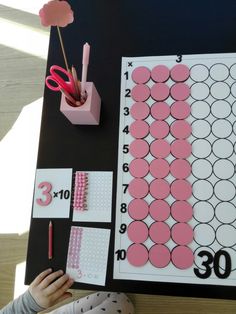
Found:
212,139 -> 233,158
193,201 -> 214,223
233,121 -> 236,135
192,159 -> 212,179
190,64 -> 209,82
230,63 -> 236,79
216,225 -> 236,247
211,100 -> 231,118
212,119 -> 232,138
214,180 -> 236,201
191,101 -> 210,119
210,63 -> 229,81
192,139 -> 212,158
213,159 -> 234,179
194,223 -> 215,246
191,120 -> 211,139
215,202 -> 236,223
210,82 -> 230,100
231,82 -> 236,98
193,180 -> 214,200
191,82 -> 210,100
232,101 -> 236,116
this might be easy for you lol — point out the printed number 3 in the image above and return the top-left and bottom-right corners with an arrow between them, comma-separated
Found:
36,181 -> 52,206
176,55 -> 182,63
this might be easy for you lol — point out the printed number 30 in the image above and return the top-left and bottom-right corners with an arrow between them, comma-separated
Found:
194,250 -> 231,279
36,181 -> 52,206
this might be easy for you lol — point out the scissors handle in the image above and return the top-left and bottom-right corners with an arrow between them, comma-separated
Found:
45,65 -> 75,94
45,76 -> 61,91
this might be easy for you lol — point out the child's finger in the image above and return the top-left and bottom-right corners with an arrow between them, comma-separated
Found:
30,268 -> 52,287
39,269 -> 64,289
45,273 -> 72,295
48,277 -> 74,302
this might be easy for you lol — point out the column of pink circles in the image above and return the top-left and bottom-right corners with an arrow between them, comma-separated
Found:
127,66 -> 152,267
169,64 -> 194,270
148,65 -> 173,269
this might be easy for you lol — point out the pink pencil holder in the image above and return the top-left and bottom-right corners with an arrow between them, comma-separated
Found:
60,82 -> 101,125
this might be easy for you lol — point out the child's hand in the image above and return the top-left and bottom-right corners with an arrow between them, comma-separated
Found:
29,268 -> 74,309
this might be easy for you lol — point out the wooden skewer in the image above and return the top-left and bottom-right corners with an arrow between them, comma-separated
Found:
57,26 -> 69,72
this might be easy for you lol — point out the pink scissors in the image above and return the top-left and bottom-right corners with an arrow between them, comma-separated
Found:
45,65 -> 76,96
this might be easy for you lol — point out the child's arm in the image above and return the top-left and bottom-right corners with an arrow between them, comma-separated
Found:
0,269 -> 74,314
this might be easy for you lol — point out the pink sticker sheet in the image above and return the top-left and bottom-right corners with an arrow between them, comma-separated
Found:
66,226 -> 110,286
114,53 -> 236,287
72,171 -> 113,223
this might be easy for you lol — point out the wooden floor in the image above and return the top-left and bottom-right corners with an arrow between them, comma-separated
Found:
0,3 -> 236,314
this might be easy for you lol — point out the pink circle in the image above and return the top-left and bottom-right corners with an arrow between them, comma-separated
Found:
129,158 -> 149,178
171,101 -> 191,119
150,139 -> 170,158
151,65 -> 170,82
171,201 -> 193,222
170,83 -> 190,101
171,246 -> 194,269
129,139 -> 149,158
127,244 -> 149,267
128,199 -> 149,220
151,83 -> 169,101
130,102 -> 150,120
132,66 -> 151,84
171,139 -> 192,158
149,222 -> 171,244
149,199 -> 170,221
150,120 -> 169,139
170,120 -> 192,139
127,221 -> 149,243
130,120 -> 149,139
171,179 -> 192,200
131,84 -> 150,102
170,159 -> 191,179
171,223 -> 193,245
151,102 -> 170,120
171,64 -> 190,82
149,245 -> 171,268
150,159 -> 169,178
128,178 -> 149,198
150,179 -> 170,199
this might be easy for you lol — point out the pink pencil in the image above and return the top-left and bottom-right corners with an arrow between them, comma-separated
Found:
48,221 -> 53,260
81,43 -> 90,100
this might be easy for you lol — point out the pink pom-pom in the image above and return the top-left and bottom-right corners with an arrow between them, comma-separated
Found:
39,0 -> 74,27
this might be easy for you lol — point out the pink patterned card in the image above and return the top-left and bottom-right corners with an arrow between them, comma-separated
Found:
66,226 -> 110,286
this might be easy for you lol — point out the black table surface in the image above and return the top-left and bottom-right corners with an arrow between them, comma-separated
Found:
26,0 -> 236,299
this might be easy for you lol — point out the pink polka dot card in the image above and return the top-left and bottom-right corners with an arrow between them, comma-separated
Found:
66,226 -> 111,286
72,171 -> 113,222
114,53 -> 236,286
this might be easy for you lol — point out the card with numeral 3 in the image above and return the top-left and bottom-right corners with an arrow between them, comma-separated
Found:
32,168 -> 72,218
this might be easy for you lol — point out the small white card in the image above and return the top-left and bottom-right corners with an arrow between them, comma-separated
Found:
72,171 -> 113,222
66,226 -> 111,286
32,168 -> 72,218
